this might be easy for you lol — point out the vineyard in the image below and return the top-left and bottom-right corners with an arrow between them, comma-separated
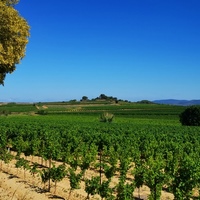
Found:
0,102 -> 200,199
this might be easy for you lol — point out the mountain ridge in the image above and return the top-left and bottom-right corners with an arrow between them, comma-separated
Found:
153,99 -> 200,106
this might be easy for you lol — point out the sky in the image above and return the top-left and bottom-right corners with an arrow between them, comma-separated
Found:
0,0 -> 200,102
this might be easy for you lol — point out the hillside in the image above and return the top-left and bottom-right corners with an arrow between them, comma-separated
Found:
0,100 -> 185,119
153,99 -> 200,106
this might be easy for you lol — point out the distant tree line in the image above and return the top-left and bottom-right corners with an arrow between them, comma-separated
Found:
136,100 -> 154,104
80,94 -> 131,103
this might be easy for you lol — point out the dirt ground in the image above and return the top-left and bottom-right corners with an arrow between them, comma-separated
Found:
0,153 -> 174,200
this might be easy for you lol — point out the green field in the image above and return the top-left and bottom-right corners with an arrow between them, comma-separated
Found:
0,101 -> 186,126
0,100 -> 185,117
0,101 -> 200,199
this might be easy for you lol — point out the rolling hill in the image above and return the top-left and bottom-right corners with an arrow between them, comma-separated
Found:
153,99 -> 200,106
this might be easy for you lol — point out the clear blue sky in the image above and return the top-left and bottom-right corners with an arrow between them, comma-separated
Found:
1,0 -> 200,102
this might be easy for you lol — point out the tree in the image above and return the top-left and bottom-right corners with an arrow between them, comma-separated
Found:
99,94 -> 108,100
1,0 -> 19,6
81,96 -> 88,101
0,0 -> 30,85
179,106 -> 200,126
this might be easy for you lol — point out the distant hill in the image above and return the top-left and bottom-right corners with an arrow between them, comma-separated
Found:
153,99 -> 200,106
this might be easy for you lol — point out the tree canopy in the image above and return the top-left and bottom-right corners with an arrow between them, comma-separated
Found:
0,0 -> 30,85
1,0 -> 19,6
179,106 -> 200,126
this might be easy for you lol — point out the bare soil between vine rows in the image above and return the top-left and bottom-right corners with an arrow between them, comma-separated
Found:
0,153 -> 175,200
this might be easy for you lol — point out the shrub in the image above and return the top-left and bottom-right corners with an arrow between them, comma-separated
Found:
99,112 -> 114,123
0,110 -> 11,116
37,110 -> 48,115
179,106 -> 200,126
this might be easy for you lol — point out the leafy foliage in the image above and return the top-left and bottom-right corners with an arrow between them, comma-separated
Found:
170,154 -> 199,200
37,110 -> 48,115
50,164 -> 66,193
40,168 -> 50,188
0,113 -> 200,199
0,0 -> 29,84
15,157 -> 30,178
179,106 -> 200,126
99,112 -> 114,123
68,168 -> 83,190
29,162 -> 39,178
85,176 -> 100,198
1,0 -> 19,6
